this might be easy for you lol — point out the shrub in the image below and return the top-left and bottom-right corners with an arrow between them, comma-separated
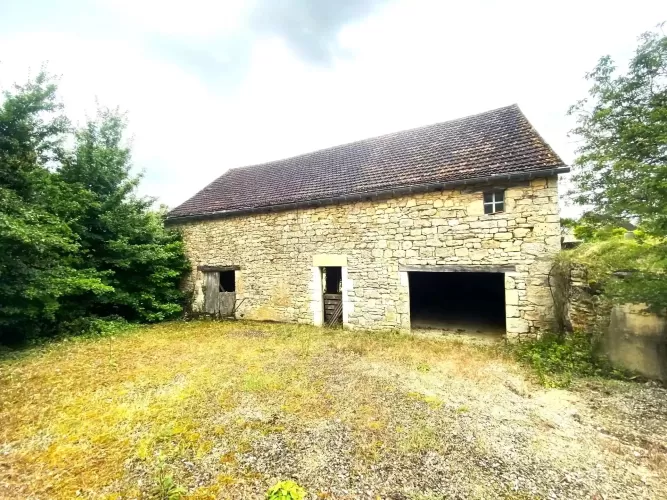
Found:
0,72 -> 190,345
266,480 -> 306,500
57,316 -> 133,338
512,331 -> 621,388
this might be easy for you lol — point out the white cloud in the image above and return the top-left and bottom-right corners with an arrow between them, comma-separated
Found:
1,0 -> 665,219
103,0 -> 249,37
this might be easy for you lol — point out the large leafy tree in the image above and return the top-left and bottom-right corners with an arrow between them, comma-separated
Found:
567,25 -> 667,311
0,74 -> 189,344
569,25 -> 667,235
57,109 -> 189,323
0,75 -> 111,342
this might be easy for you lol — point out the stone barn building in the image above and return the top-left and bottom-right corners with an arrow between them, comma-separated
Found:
167,105 -> 569,337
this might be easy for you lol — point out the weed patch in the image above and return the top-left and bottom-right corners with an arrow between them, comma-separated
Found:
152,464 -> 186,500
510,331 -> 625,387
266,480 -> 306,500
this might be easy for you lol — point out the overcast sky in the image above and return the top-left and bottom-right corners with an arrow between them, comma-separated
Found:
1,1 -> 665,216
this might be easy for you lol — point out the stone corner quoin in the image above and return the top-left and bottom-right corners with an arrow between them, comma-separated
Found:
175,175 -> 561,338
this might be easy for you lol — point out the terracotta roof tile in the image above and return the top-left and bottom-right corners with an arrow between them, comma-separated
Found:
168,105 -> 565,219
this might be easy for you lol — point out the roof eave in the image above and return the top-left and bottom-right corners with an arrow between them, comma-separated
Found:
166,166 -> 570,224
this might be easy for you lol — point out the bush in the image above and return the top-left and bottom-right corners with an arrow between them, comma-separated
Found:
512,331 -> 621,388
266,480 -> 306,500
0,72 -> 190,345
57,316 -> 133,338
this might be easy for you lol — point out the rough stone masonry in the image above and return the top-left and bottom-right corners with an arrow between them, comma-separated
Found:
175,176 -> 560,337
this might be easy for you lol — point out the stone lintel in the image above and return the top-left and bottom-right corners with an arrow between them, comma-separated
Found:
198,265 -> 240,272
313,254 -> 348,267
399,264 -> 517,273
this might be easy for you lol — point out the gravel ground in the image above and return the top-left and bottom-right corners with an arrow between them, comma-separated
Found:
222,353 -> 667,499
1,321 -> 665,499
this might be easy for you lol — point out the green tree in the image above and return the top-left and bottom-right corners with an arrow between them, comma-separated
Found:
567,26 -> 667,311
0,73 -> 189,344
0,75 -> 110,343
569,24 -> 667,235
57,109 -> 190,324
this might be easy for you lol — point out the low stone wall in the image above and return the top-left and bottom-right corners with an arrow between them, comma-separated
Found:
566,264 -> 605,333
606,304 -> 667,381
175,177 -> 561,336
561,264 -> 666,381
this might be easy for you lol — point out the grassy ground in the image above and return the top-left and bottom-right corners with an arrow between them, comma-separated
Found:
0,321 -> 665,499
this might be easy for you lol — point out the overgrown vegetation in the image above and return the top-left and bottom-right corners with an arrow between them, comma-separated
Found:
562,228 -> 667,312
565,24 -> 667,313
543,25 -> 667,388
0,73 -> 189,344
511,331 -> 622,388
266,480 -> 306,500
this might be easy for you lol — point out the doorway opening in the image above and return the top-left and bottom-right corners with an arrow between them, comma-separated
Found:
408,271 -> 505,334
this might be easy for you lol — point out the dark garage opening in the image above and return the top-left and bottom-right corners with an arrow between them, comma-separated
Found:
408,272 -> 506,334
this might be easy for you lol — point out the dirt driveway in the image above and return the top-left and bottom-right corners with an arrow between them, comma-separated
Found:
0,321 -> 665,499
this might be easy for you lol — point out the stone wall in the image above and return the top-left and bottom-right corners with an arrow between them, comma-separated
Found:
606,304 -> 667,381
565,263 -> 604,333
558,265 -> 666,381
175,176 -> 561,337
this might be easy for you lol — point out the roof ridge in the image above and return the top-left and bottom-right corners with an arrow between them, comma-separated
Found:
229,104 -> 520,173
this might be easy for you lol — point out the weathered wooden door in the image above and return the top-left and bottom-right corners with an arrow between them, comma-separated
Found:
204,272 -> 221,315
203,271 -> 237,317
324,293 -> 343,326
219,292 -> 235,317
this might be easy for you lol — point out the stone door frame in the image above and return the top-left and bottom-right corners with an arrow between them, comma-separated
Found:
311,255 -> 351,327
398,264 -> 517,335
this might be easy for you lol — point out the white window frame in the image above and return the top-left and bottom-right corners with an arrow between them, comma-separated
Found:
483,190 -> 505,214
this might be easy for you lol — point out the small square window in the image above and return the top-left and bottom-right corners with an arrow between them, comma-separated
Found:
483,190 -> 505,214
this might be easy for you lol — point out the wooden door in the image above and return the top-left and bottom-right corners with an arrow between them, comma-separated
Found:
204,272 -> 220,315
323,293 -> 343,326
219,292 -> 236,317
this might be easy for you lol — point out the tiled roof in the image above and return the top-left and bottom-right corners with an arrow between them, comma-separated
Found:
168,105 -> 566,220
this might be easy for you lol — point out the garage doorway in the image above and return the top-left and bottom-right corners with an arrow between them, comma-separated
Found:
408,271 -> 506,334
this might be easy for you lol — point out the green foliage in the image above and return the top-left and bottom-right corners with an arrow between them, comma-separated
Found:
57,316 -> 134,339
152,468 -> 186,500
0,73 -> 112,342
565,212 -> 642,243
568,24 -> 667,236
0,73 -> 189,344
566,24 -> 667,313
512,331 -> 621,388
57,110 -> 189,324
266,480 -> 306,500
564,231 -> 667,312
